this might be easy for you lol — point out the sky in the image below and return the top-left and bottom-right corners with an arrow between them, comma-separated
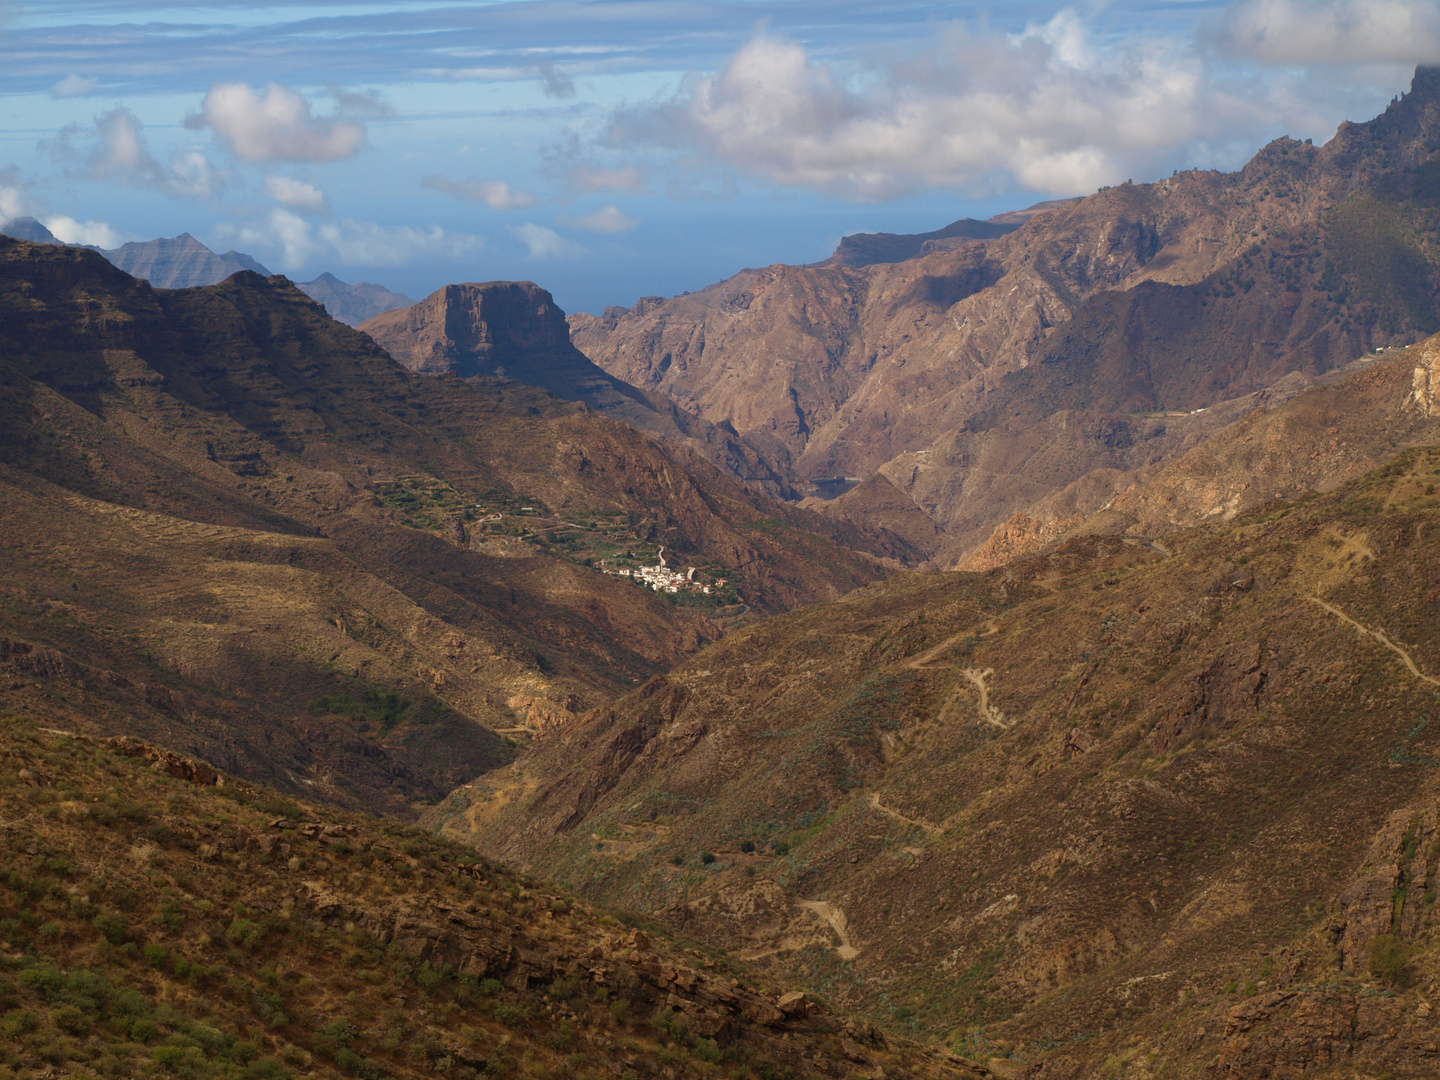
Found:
0,0 -> 1433,315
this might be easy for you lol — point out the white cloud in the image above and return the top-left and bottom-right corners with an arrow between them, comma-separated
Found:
264,175 -> 330,214
1212,0 -> 1440,65
560,204 -> 639,233
511,223 -> 583,259
0,167 -> 26,223
423,175 -> 537,209
607,17 -> 1276,198
51,73 -> 97,99
219,209 -> 483,270
188,82 -> 366,163
43,215 -> 124,248
52,108 -> 225,199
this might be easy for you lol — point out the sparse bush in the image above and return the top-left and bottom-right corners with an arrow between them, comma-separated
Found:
740,840 -> 755,854
700,851 -> 715,865
92,910 -> 130,945
693,1037 -> 722,1063
1369,934 -> 1411,986
492,1002 -> 531,1027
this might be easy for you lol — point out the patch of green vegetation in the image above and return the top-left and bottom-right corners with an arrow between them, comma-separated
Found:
1325,194 -> 1439,333
308,690 -> 412,735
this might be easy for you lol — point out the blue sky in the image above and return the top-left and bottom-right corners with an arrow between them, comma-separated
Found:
0,0 -> 1431,314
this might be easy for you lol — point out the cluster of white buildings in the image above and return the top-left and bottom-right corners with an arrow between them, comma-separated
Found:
602,547 -> 720,595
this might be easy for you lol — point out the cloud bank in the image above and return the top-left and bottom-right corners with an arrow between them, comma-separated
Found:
606,13 -> 1314,198
220,209 -> 482,270
189,83 -> 367,163
1213,0 -> 1440,65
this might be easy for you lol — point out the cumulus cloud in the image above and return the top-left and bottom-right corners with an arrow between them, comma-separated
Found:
423,175 -> 537,209
607,15 -> 1273,198
219,209 -> 482,270
511,223 -> 583,259
51,74 -> 97,99
560,204 -> 639,233
47,108 -> 225,199
1212,0 -> 1440,65
43,215 -> 124,248
188,82 -> 366,163
264,175 -> 330,214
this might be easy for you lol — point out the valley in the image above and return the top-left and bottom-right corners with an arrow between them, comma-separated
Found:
4,64 -> 1440,1080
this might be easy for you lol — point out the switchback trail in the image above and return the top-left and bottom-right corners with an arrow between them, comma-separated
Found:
1310,598 -> 1440,688
867,792 -> 941,836
797,900 -> 860,961
905,620 -> 1000,670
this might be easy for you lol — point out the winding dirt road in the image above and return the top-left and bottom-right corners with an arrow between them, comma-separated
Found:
1310,597 -> 1440,688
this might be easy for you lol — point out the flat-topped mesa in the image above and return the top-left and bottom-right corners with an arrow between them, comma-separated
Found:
361,281 -> 576,379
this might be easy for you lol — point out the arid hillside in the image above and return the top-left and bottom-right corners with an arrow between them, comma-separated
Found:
0,236 -> 890,815
0,719 -> 974,1080
438,346 -> 1440,1078
573,67 -> 1440,563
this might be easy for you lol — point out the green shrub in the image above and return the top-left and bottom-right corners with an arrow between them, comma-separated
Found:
51,1004 -> 92,1035
740,840 -> 756,854
92,911 -> 130,945
225,917 -> 264,948
1,1008 -> 38,1036
143,944 -> 168,968
1369,934 -> 1411,986
609,997 -> 632,1024
694,1037 -> 722,1063
699,851 -> 715,865
492,1002 -> 531,1026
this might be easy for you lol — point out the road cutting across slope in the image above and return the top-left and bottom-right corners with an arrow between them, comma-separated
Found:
1310,598 -> 1440,688
867,792 -> 941,836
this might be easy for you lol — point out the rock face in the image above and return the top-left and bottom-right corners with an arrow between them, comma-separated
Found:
100,232 -> 271,288
296,271 -> 413,326
361,280 -> 912,514
573,67 -> 1440,564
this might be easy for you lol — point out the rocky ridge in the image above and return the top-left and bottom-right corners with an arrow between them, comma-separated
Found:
0,234 -> 888,814
572,67 -> 1440,567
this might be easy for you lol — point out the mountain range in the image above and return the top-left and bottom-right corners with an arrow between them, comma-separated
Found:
571,68 -> 1440,570
0,217 -> 413,325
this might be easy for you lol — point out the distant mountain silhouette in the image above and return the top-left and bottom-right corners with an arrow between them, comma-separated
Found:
297,271 -> 414,326
0,216 -> 59,244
